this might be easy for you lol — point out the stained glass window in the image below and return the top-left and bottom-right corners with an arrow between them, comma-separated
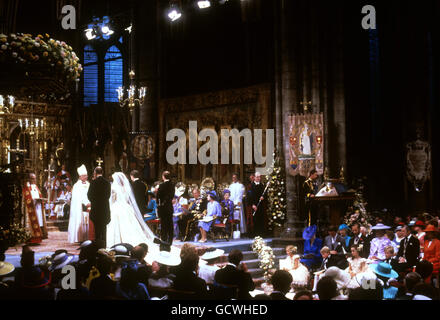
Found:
83,45 -> 98,107
104,45 -> 123,103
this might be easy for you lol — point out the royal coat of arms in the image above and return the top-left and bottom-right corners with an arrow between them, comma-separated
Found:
406,138 -> 431,192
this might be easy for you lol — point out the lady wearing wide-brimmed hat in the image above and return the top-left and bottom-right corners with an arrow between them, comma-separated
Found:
197,191 -> 222,243
369,262 -> 399,300
0,261 -> 14,278
301,225 -> 323,270
422,225 -> 440,275
0,261 -> 14,299
148,250 -> 181,289
369,223 -> 393,261
324,266 -> 351,293
49,252 -> 77,273
199,248 -> 224,285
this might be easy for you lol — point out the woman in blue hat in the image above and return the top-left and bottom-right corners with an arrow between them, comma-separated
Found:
301,225 -> 323,270
198,191 -> 222,243
338,224 -> 351,250
369,262 -> 399,300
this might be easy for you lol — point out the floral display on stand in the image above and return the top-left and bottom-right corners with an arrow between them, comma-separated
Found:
0,33 -> 82,101
267,155 -> 287,230
343,179 -> 374,231
252,236 -> 276,282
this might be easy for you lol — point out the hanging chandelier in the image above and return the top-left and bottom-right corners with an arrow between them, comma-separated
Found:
116,70 -> 147,114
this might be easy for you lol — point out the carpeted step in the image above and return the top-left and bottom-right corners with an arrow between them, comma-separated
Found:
46,219 -> 69,232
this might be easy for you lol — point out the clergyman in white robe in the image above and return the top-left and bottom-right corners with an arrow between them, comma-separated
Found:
229,180 -> 247,234
68,165 -> 91,243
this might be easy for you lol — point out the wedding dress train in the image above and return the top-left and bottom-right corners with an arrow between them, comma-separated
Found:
106,172 -> 179,263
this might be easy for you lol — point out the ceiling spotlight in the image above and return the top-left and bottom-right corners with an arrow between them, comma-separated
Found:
101,25 -> 114,35
167,5 -> 182,22
125,24 -> 133,33
85,28 -> 97,40
197,0 -> 211,9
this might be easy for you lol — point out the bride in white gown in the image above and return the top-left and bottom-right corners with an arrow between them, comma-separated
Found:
106,172 -> 179,263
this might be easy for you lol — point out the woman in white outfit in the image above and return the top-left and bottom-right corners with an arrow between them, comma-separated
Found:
106,172 -> 179,263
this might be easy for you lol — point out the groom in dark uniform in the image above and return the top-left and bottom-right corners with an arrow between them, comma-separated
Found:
87,167 -> 111,246
303,169 -> 319,226
130,170 -> 148,214
157,171 -> 175,246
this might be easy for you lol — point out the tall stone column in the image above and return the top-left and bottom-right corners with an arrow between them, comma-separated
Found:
276,0 -> 304,239
135,0 -> 158,134
133,0 -> 159,180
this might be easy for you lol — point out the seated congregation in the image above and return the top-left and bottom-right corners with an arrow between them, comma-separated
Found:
1,213 -> 439,300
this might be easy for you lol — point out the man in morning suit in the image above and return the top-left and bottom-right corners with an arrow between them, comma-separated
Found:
130,170 -> 148,214
396,225 -> 420,272
87,167 -> 111,245
214,249 -> 255,300
348,223 -> 370,259
157,171 -> 175,245
324,225 -> 347,256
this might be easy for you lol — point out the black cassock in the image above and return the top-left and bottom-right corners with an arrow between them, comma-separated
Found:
157,180 -> 175,245
249,182 -> 266,237
87,176 -> 111,244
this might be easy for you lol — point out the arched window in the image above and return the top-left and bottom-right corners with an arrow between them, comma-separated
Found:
83,45 -> 98,107
104,45 -> 123,103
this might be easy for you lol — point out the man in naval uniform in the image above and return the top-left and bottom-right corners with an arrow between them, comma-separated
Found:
303,169 -> 319,226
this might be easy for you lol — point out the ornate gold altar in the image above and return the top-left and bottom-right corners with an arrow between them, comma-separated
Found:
0,99 -> 68,185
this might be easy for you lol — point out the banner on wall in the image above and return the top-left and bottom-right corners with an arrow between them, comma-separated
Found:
288,113 -> 324,178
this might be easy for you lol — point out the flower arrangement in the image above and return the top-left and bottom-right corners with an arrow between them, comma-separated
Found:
0,33 -> 82,83
252,236 -> 276,281
267,155 -> 287,230
343,179 -> 374,229
0,223 -> 31,247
